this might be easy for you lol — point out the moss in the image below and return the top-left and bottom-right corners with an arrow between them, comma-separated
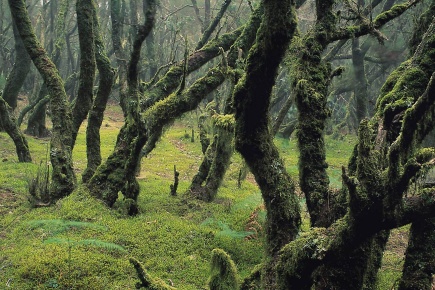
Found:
208,249 -> 239,290
212,114 -> 235,131
374,4 -> 408,24
130,258 -> 176,289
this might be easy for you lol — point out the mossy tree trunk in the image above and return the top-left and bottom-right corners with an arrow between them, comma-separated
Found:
82,0 -> 115,183
233,0 -> 301,287
0,95 -> 32,162
189,3 -> 263,201
8,0 -> 76,201
88,27 -> 241,207
71,0 -> 96,148
276,16 -> 435,289
25,86 -> 50,137
26,0 -> 69,138
398,218 -> 435,290
398,3 -> 435,288
110,0 -> 129,112
2,20 -> 31,111
88,0 -> 157,211
352,37 -> 369,125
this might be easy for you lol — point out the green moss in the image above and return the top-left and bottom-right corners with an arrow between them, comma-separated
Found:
208,248 -> 239,290
212,114 -> 235,131
374,4 -> 408,24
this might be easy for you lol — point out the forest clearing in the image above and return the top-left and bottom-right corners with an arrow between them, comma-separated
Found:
1,104 -> 407,289
1,0 -> 435,289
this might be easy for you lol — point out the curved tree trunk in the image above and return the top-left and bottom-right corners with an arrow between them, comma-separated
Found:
8,0 -> 76,201
0,96 -> 31,162
2,21 -> 31,111
82,1 -> 115,183
233,1 -> 300,287
71,0 -> 96,148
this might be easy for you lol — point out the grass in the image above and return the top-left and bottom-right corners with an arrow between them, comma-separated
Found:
0,104 -> 407,289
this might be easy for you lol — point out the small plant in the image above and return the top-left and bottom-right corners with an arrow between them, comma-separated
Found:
27,145 -> 51,206
28,219 -> 125,284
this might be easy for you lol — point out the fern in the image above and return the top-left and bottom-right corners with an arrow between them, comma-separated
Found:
27,219 -> 107,235
44,238 -> 126,252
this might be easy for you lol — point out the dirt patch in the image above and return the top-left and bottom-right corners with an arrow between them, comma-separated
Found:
0,190 -> 25,216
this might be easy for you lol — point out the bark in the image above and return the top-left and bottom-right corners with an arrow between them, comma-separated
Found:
82,0 -> 115,183
111,0 -> 129,112
398,219 -> 435,290
188,3 -> 263,201
294,1 -> 334,228
272,93 -> 294,136
26,0 -> 69,138
25,85 -> 49,138
2,21 -> 31,111
233,1 -> 300,288
0,96 -> 32,162
88,0 -> 157,210
276,19 -> 435,289
140,27 -> 243,110
71,0 -> 96,148
352,38 -> 369,124
8,0 -> 76,200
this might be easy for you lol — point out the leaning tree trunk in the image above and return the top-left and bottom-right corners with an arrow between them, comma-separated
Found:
8,0 -> 76,201
0,96 -> 32,162
233,0 -> 301,287
82,0 -> 115,183
189,3 -> 263,201
2,20 -> 31,111
71,0 -> 96,148
26,0 -> 69,138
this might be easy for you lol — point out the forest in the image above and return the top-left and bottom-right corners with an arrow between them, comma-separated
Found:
0,0 -> 434,289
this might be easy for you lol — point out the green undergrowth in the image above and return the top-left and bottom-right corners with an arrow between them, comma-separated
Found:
0,108 -> 395,289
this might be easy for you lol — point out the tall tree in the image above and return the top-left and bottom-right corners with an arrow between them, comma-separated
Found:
8,0 -> 76,201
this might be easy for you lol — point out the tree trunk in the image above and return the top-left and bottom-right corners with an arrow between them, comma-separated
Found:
82,1 -> 115,183
352,38 -> 369,124
8,0 -> 76,201
2,21 -> 31,111
71,0 -> 96,148
25,88 -> 49,138
233,1 -> 300,287
0,96 -> 32,162
398,219 -> 435,290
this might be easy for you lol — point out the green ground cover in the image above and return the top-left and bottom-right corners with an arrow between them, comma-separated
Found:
0,107 -> 406,289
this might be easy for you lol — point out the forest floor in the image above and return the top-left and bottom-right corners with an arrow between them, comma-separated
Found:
0,102 -> 408,289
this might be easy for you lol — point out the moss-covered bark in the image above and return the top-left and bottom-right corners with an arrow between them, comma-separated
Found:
189,3 -> 263,202
8,0 -> 76,200
208,248 -> 239,290
82,0 -> 115,183
352,38 -> 369,124
25,86 -> 49,137
233,1 -> 300,287
130,258 -> 176,289
0,95 -> 32,162
140,27 -> 243,110
2,21 -> 31,111
398,218 -> 435,290
110,0 -> 129,113
71,0 -> 96,148
276,16 -> 435,289
88,0 -> 156,211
